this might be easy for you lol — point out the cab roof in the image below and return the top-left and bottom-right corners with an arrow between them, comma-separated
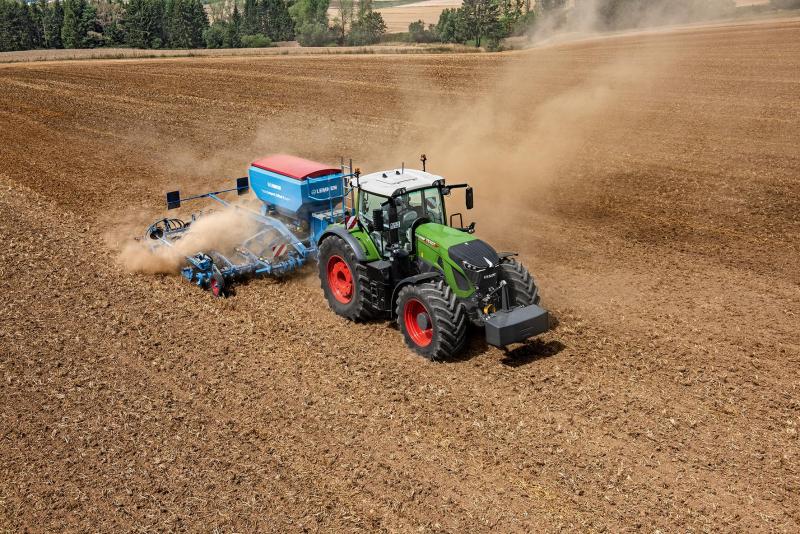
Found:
353,168 -> 444,197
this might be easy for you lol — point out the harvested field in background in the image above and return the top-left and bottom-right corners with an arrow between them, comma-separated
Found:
1,17 -> 799,533
0,42 -> 476,64
377,0 -> 461,33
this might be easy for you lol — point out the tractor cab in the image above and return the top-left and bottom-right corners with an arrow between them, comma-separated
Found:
352,166 -> 472,256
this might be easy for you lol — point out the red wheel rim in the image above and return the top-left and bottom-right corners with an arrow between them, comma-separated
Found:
327,255 -> 353,304
404,298 -> 433,347
210,277 -> 222,297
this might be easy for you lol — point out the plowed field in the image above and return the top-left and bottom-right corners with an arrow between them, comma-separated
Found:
1,18 -> 799,532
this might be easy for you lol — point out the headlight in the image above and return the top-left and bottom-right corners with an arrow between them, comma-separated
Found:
462,260 -> 486,272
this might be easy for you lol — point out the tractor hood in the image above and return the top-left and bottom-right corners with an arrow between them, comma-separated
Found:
414,223 -> 504,299
415,223 -> 501,271
415,223 -> 477,251
447,239 -> 501,271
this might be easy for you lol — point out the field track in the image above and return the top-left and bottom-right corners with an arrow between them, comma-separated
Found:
1,17 -> 799,532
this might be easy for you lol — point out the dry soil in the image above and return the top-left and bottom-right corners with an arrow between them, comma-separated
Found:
1,17 -> 798,533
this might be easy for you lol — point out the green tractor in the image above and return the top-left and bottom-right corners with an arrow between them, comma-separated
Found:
317,156 -> 549,360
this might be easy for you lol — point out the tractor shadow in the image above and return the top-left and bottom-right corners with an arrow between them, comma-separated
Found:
443,326 -> 565,367
499,339 -> 566,367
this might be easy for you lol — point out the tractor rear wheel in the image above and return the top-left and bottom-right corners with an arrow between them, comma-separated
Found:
318,235 -> 372,321
396,280 -> 467,361
499,258 -> 540,306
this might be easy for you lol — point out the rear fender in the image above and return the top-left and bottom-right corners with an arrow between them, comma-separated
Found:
318,226 -> 369,262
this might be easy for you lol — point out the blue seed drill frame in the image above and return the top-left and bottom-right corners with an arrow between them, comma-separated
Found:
143,157 -> 357,296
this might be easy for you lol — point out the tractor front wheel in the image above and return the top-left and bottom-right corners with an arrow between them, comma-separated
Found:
318,235 -> 372,321
499,258 -> 540,306
396,281 -> 467,361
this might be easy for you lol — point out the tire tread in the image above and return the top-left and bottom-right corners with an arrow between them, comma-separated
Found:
499,258 -> 540,306
396,280 -> 467,360
318,236 -> 373,321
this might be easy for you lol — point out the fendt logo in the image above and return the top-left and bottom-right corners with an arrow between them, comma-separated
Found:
419,236 -> 439,248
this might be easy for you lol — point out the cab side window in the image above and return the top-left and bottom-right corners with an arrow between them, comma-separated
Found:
360,191 -> 389,256
397,191 -> 423,248
422,189 -> 444,224
360,191 -> 387,223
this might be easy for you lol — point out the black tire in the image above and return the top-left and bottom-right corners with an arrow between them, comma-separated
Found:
396,280 -> 467,361
318,235 -> 372,321
499,258 -> 540,306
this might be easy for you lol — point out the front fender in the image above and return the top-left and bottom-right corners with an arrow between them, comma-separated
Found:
390,272 -> 444,317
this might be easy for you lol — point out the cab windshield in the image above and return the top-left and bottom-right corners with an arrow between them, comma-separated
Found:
395,187 -> 445,250
395,187 -> 445,227
359,186 -> 445,255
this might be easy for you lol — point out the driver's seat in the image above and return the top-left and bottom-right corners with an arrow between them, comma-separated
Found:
401,210 -> 418,227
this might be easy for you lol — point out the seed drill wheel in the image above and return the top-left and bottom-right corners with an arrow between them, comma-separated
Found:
318,236 -> 372,321
209,274 -> 226,298
396,280 -> 467,361
499,258 -> 540,306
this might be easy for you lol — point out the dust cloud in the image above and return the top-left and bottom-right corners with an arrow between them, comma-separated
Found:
127,8 -> 694,261
386,1 -> 736,240
154,119 -> 348,186
118,206 -> 262,274
387,39 -> 678,243
528,0 -> 737,44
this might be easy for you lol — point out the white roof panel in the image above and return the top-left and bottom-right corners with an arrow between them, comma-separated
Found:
352,168 -> 444,197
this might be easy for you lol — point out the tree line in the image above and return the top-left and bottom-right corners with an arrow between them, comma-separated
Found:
5,0 -> 777,53
409,0 -> 798,48
406,0 -> 552,48
204,0 -> 388,47
0,0 -> 389,51
205,0 -> 294,48
293,0 -> 386,46
0,0 -> 211,50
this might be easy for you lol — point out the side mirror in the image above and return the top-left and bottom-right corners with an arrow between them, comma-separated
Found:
387,200 -> 399,244
373,209 -> 385,231
465,186 -> 474,210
